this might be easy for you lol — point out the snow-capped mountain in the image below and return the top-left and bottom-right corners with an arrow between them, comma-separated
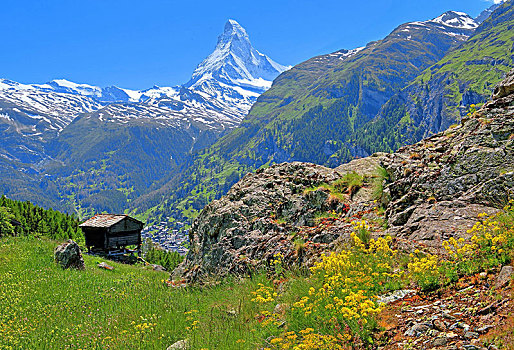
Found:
190,19 -> 288,86
475,2 -> 503,24
429,11 -> 478,30
0,79 -> 103,164
41,79 -> 146,103
0,19 -> 288,163
0,79 -> 102,125
185,19 -> 289,114
0,19 -> 288,136
391,11 -> 478,43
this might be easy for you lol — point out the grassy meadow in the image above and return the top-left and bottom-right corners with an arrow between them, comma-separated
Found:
0,237 -> 281,350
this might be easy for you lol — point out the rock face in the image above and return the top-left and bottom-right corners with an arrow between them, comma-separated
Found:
492,69 -> 514,99
176,156 -> 384,281
380,271 -> 512,350
54,240 -> 85,270
178,162 -> 340,280
383,69 -> 514,248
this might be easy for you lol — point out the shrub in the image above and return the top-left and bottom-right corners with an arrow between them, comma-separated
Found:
443,202 -> 514,276
144,240 -> 184,271
351,219 -> 372,247
334,172 -> 364,197
294,238 -> 306,256
0,207 -> 15,237
285,224 -> 401,346
407,251 -> 442,292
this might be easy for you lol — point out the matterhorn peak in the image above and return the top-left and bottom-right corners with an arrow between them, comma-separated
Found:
218,19 -> 250,44
186,19 -> 288,101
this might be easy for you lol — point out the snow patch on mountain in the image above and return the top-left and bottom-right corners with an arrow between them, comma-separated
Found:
430,11 -> 478,29
475,2 -> 503,24
329,47 -> 365,60
395,11 -> 478,42
41,79 -> 103,97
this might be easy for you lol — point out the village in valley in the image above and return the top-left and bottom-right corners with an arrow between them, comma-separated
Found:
141,220 -> 189,255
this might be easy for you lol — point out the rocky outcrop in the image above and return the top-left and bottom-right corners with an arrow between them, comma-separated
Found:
383,69 -> 514,248
176,156 -> 385,281
492,69 -> 514,99
54,240 -> 85,270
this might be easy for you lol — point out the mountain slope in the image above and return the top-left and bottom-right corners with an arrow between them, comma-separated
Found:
132,10 -> 483,223
45,103 -> 228,214
355,0 -> 514,154
0,79 -> 104,163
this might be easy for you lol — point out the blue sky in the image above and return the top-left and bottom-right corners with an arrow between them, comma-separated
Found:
0,0 -> 498,89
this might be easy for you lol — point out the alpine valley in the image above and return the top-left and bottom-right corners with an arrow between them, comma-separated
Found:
0,19 -> 288,214
2,3 -> 513,230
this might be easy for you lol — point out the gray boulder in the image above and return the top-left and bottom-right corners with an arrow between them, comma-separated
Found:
54,240 -> 85,270
167,339 -> 188,350
495,265 -> 513,288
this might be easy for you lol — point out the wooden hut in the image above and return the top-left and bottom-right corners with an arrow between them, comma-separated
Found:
80,214 -> 144,254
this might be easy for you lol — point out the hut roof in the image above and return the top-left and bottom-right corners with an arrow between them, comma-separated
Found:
79,214 -> 143,228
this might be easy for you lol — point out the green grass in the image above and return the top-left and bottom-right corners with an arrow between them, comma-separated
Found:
335,172 -> 365,197
0,237 -> 279,350
372,166 -> 390,203
313,210 -> 340,224
304,171 -> 365,202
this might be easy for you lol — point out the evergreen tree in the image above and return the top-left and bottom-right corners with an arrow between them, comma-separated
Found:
0,195 -> 82,241
0,207 -> 15,237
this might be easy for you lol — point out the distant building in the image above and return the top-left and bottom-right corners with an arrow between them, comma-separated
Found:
79,214 -> 144,254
